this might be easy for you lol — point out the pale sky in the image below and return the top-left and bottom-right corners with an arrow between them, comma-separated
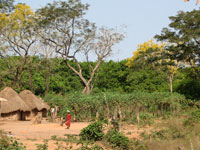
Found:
16,0 -> 198,61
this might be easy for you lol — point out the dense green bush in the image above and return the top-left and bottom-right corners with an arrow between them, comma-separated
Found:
79,122 -> 104,141
104,129 -> 130,150
1,56 -> 199,100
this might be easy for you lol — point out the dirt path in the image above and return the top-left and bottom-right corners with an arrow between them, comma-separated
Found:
0,120 -> 89,150
0,121 -> 156,149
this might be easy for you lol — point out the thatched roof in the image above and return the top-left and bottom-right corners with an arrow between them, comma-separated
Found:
19,90 -> 50,111
0,87 -> 30,114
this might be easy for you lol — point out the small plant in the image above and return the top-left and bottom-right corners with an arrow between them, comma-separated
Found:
51,135 -> 57,140
77,141 -> 104,150
79,122 -> 104,141
184,109 -> 200,127
0,131 -> 26,150
104,129 -> 130,150
132,112 -> 154,126
35,139 -> 48,150
150,129 -> 170,140
26,138 -> 37,141
130,139 -> 147,150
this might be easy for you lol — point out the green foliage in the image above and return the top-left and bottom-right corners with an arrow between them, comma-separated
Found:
148,121 -> 185,141
155,9 -> 200,66
0,130 -> 26,150
43,92 -> 185,122
79,122 -> 104,141
0,0 -> 14,13
77,141 -> 104,150
191,109 -> 200,122
35,140 -> 48,150
130,139 -> 147,150
125,67 -> 169,93
0,55 -> 198,101
132,112 -> 154,126
149,130 -> 170,140
104,129 -> 130,150
175,67 -> 200,99
184,109 -> 200,127
94,60 -> 129,92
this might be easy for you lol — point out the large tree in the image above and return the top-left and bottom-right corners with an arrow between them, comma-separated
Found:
0,0 -> 14,13
0,4 -> 38,89
127,40 -> 180,92
155,9 -> 200,68
37,0 -> 124,94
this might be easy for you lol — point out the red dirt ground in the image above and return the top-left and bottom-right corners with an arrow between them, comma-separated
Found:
0,120 -> 89,150
0,120 -> 154,149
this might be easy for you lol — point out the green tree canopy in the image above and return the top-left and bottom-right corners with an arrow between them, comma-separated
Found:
155,9 -> 200,67
0,0 -> 14,13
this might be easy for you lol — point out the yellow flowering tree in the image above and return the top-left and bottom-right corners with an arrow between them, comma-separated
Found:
126,39 -> 165,68
0,4 -> 38,89
127,40 -> 179,93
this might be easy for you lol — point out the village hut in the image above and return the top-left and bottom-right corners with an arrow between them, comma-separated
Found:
0,87 -> 30,121
19,90 -> 50,118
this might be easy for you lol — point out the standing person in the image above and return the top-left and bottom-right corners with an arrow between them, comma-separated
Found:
65,110 -> 72,129
50,107 -> 55,121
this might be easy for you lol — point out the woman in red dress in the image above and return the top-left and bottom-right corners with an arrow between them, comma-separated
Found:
65,110 -> 72,129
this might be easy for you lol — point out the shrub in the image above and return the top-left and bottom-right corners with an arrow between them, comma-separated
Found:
77,141 -> 104,150
35,140 -> 48,150
150,130 -> 170,140
104,129 -> 130,150
184,109 -> 200,127
0,130 -> 26,150
132,112 -> 154,126
191,109 -> 200,122
79,122 -> 104,141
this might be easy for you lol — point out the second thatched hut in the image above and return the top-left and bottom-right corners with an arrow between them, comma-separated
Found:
19,90 -> 49,119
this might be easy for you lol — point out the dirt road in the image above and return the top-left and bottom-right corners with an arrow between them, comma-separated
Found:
0,120 -> 89,150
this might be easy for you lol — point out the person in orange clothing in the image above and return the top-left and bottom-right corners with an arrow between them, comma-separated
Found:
65,110 -> 72,129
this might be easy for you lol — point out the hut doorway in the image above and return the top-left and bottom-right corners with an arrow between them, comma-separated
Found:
18,111 -> 26,121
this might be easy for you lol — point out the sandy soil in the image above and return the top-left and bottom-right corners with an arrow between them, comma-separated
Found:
0,120 -> 155,150
0,120 -> 89,150
120,124 -> 153,139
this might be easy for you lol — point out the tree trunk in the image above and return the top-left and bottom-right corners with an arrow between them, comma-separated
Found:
118,105 -> 122,121
45,59 -> 51,95
12,56 -> 28,90
54,106 -> 58,119
136,111 -> 140,124
65,58 -> 102,95
95,111 -> 99,121
29,64 -> 34,92
169,75 -> 173,93
73,105 -> 77,121
104,93 -> 110,121
82,84 -> 91,94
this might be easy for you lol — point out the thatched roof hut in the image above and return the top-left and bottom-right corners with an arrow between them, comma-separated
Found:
0,87 -> 30,114
19,90 -> 49,112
